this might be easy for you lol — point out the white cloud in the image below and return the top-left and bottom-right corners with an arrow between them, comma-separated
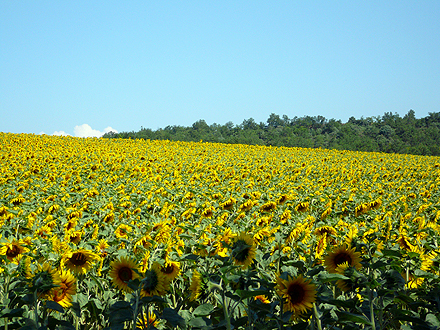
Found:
73,124 -> 118,138
52,130 -> 70,136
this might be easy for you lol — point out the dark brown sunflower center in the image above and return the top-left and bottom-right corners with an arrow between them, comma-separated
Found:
334,252 -> 352,266
162,264 -> 174,274
118,267 -> 133,282
287,283 -> 306,304
70,252 -> 87,266
6,245 -> 20,258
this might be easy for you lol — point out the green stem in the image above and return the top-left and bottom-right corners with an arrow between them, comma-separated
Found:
222,289 -> 232,330
33,290 -> 39,327
368,288 -> 376,330
132,287 -> 141,330
3,274 -> 11,330
313,303 -> 323,330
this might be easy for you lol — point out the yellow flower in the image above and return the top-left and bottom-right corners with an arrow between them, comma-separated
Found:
324,245 -> 362,273
189,270 -> 203,301
51,270 -> 77,308
160,260 -> 180,282
137,310 -> 159,329
230,232 -> 256,269
140,262 -> 167,297
276,274 -> 316,316
96,239 -> 109,257
114,223 -> 132,239
62,249 -> 100,275
254,295 -> 270,304
109,256 -> 139,293
0,239 -> 29,262
32,262 -> 60,299
334,262 -> 353,292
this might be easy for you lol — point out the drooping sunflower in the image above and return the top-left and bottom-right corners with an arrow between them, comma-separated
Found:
0,239 -> 29,262
62,249 -> 100,275
51,269 -> 77,308
276,274 -> 317,316
230,232 -> 256,269
109,256 -> 139,293
324,245 -> 362,273
140,262 -> 167,297
189,270 -> 203,301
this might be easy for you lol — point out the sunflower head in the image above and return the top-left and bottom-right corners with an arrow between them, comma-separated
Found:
334,262 -> 353,292
137,310 -> 159,329
189,270 -> 203,302
324,244 -> 362,273
160,260 -> 180,282
62,248 -> 100,275
32,262 -> 60,298
276,273 -> 317,316
0,239 -> 29,262
109,256 -> 140,293
230,232 -> 256,269
140,262 -> 167,297
51,269 -> 77,308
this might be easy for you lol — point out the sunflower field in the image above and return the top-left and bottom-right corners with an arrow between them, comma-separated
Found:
1,132 -> 440,330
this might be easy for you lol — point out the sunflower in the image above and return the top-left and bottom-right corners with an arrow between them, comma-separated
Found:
114,223 -> 132,239
160,260 -> 180,282
189,270 -> 203,301
230,232 -> 256,269
109,256 -> 139,293
140,262 -> 167,297
0,239 -> 29,262
32,262 -> 60,298
276,274 -> 317,316
62,249 -> 100,275
95,239 -> 109,258
324,245 -> 362,273
334,262 -> 353,292
51,269 -> 77,308
314,225 -> 337,237
16,255 -> 32,278
137,310 -> 159,329
254,295 -> 270,304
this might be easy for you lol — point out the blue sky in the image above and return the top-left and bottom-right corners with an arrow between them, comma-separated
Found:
1,1 -> 439,137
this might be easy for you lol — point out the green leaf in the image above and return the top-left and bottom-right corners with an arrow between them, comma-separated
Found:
193,303 -> 215,316
426,314 -> 440,327
336,311 -> 372,325
140,295 -> 166,304
290,321 -> 309,330
381,249 -> 402,258
325,298 -> 356,309
75,293 -> 88,308
318,272 -> 349,283
236,289 -> 268,299
371,260 -> 388,269
0,307 -> 24,318
70,302 -> 81,318
188,317 -> 211,327
162,308 -> 186,327
45,301 -> 65,313
108,308 -> 133,325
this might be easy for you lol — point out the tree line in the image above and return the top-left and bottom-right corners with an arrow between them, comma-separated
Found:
103,110 -> 440,156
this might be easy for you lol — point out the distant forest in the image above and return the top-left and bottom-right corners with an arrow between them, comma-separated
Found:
103,110 -> 440,156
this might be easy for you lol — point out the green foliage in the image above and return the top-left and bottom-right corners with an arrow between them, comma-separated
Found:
104,110 -> 440,156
